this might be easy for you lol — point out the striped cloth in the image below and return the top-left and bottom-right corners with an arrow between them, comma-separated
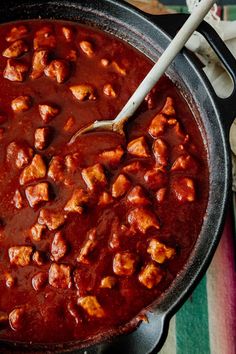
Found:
126,1 -> 236,353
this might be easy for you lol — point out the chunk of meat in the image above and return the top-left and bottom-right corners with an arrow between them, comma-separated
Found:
127,185 -> 150,206
62,26 -> 74,41
6,25 -> 28,42
171,154 -> 198,172
11,95 -> 32,113
122,161 -> 142,174
3,39 -> 28,59
0,311 -> 8,326
153,138 -> 168,166
5,273 -> 16,288
63,116 -> 75,132
12,189 -> 23,209
147,239 -> 175,264
32,251 -> 45,266
6,141 -> 33,169
34,127 -> 52,150
78,296 -> 105,318
156,188 -> 167,203
48,263 -> 71,289
38,209 -> 65,230
48,156 -> 65,182
82,163 -> 107,191
8,246 -> 33,266
38,104 -> 59,123
99,145 -> 124,167
65,153 -> 80,173
3,59 -> 28,82
33,26 -> 56,49
77,228 -> 97,264
103,84 -> 117,98
144,168 -> 168,190
64,188 -> 90,214
70,84 -> 96,101
127,136 -> 150,158
148,113 -> 168,138
100,276 -> 117,289
161,97 -> 176,116
145,87 -> 157,110
80,41 -> 94,57
172,177 -> 195,202
25,182 -> 50,207
128,207 -> 160,233
30,49 -> 49,79
44,59 -> 70,83
98,191 -> 113,206
111,61 -> 126,75
32,272 -> 47,291
51,231 -> 67,262
112,174 -> 131,198
9,308 -> 25,331
138,263 -> 163,289
19,154 -> 47,185
30,223 -> 46,242
113,252 -> 137,276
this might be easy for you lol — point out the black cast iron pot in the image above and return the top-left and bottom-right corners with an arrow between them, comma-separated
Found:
1,1 -> 236,353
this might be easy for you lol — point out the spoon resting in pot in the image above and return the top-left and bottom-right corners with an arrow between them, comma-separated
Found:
69,0 -> 215,145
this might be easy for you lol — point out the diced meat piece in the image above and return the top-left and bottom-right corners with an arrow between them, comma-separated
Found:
82,163 -> 107,191
65,153 -> 80,173
109,218 -> 121,249
153,138 -> 168,166
128,207 -> 160,233
113,252 -> 136,276
138,263 -> 163,289
48,263 -> 71,289
48,156 -> 65,182
6,25 -> 28,42
112,174 -> 131,198
32,251 -> 45,266
3,39 -> 28,59
19,154 -> 47,185
64,188 -> 89,214
67,302 -> 81,324
77,228 -> 97,264
98,191 -> 113,206
127,136 -> 150,158
100,276 -> 117,289
161,97 -> 176,116
148,113 -> 168,138
25,182 -> 50,207
103,84 -> 117,98
34,127 -> 52,150
168,118 -> 177,126
156,188 -> 167,203
30,49 -> 49,79
5,273 -> 16,288
144,168 -> 168,191
8,246 -> 33,266
12,189 -> 23,209
66,49 -> 78,62
38,209 -> 65,230
11,95 -> 32,113
0,311 -> 8,326
111,61 -> 126,75
147,239 -> 175,264
70,84 -> 96,101
9,307 -> 25,331
6,141 -> 33,169
80,41 -> 94,57
33,26 -> 56,49
44,59 -> 70,83
3,59 -> 28,82
62,26 -> 74,41
172,177 -> 195,202
101,58 -> 109,67
78,296 -> 105,318
30,223 -> 46,242
99,145 -> 124,167
127,185 -> 150,206
32,272 -> 47,291
122,161 -> 142,174
171,154 -> 198,172
145,87 -> 157,110
51,231 -> 67,262
63,116 -> 75,132
38,103 -> 59,123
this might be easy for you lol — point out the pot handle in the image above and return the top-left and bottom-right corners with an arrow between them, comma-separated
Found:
149,13 -> 236,132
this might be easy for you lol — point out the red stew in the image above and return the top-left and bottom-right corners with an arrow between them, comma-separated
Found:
0,20 -> 209,344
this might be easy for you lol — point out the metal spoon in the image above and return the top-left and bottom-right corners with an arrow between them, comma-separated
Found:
69,0 -> 215,145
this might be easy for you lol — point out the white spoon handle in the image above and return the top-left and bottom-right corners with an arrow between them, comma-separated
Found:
114,0 -> 216,124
